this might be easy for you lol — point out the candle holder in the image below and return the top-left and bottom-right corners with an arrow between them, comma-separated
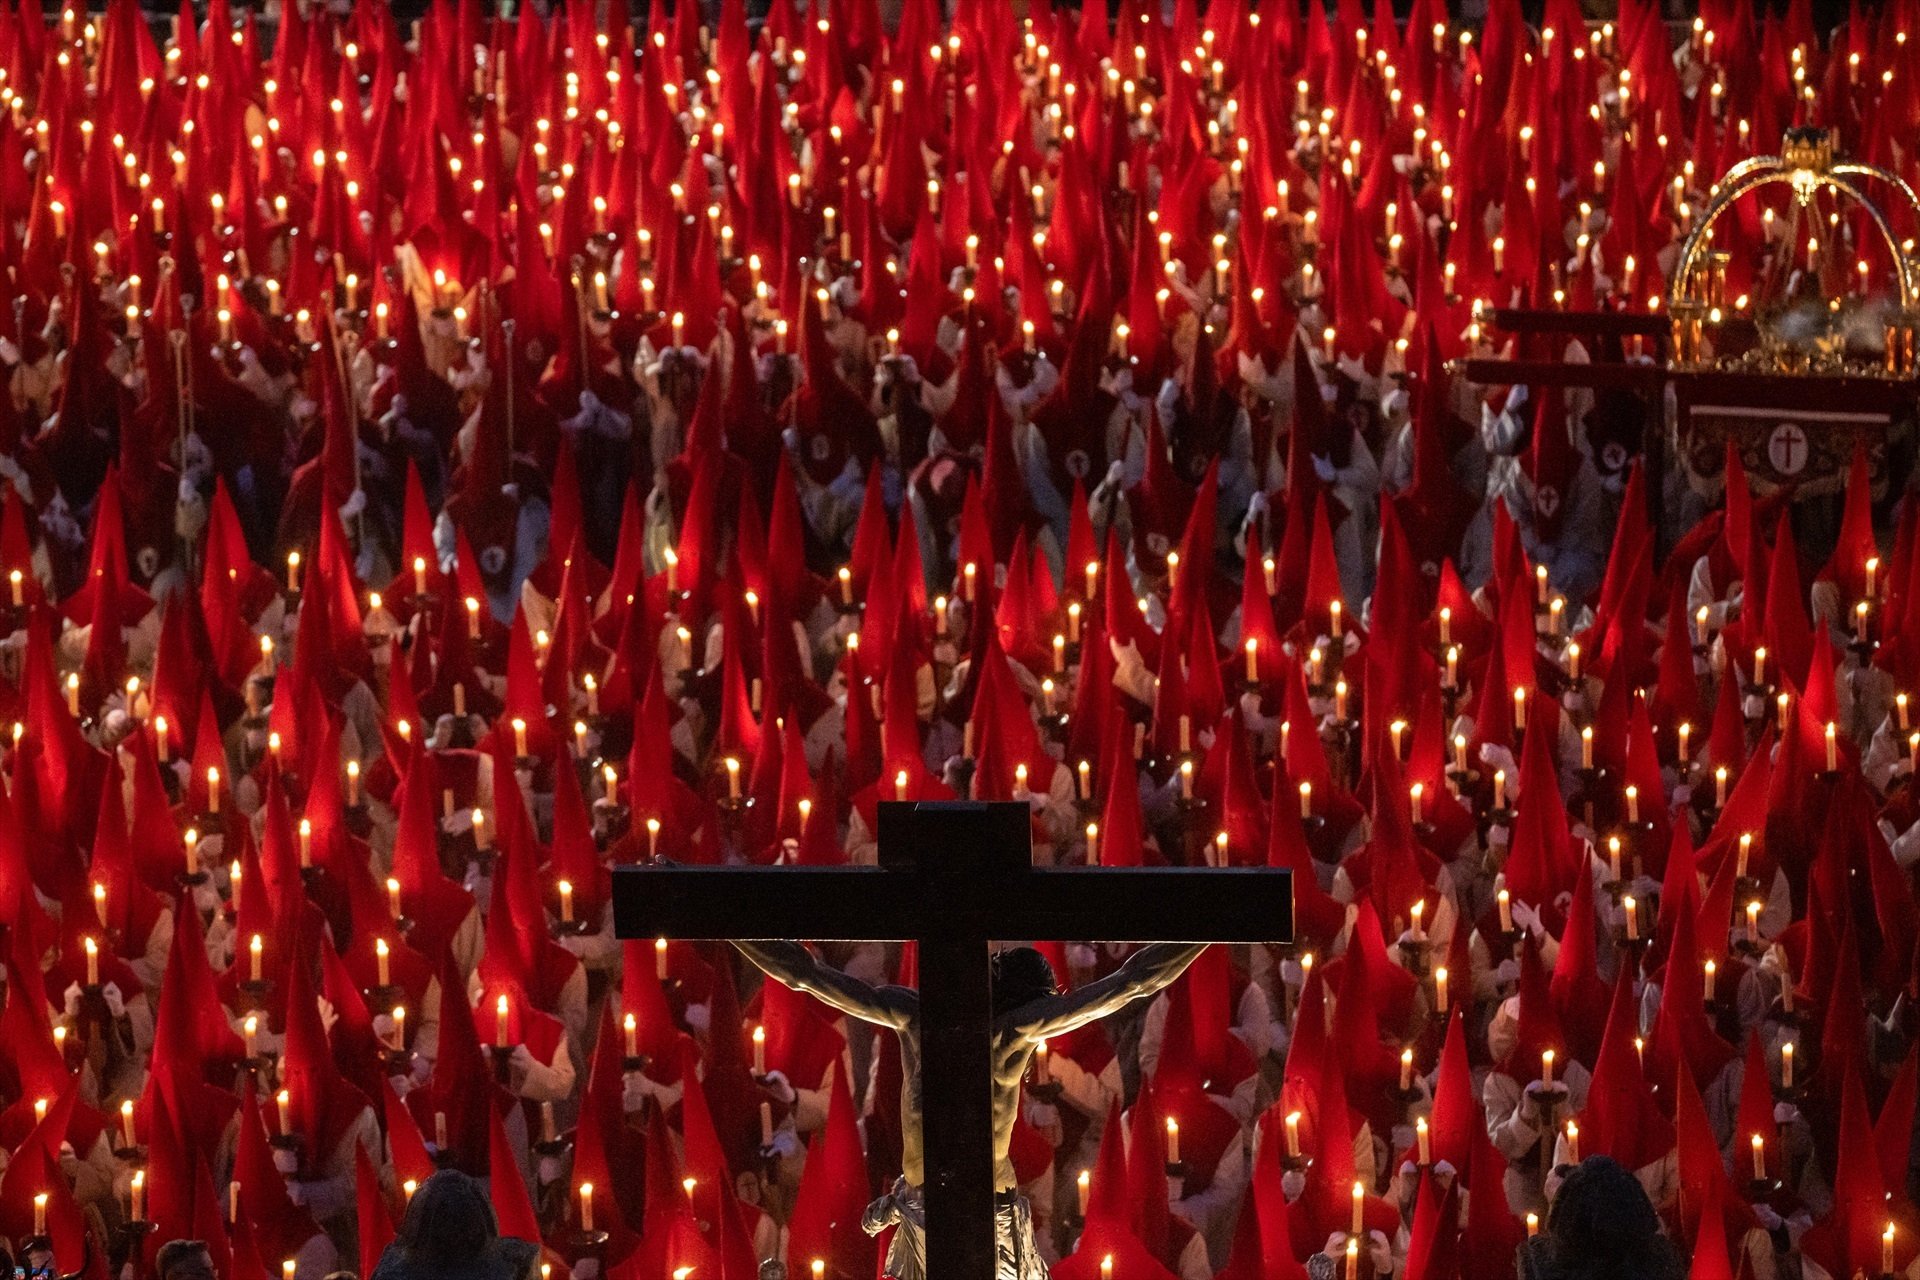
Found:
1445,766 -> 1479,794
566,1229 -> 611,1256
110,1140 -> 148,1164
490,1045 -> 516,1085
268,1131 -> 302,1155
552,917 -> 596,939
1394,937 -> 1433,979
1162,1158 -> 1188,1180
1279,1151 -> 1314,1175
176,868 -> 210,890
343,802 -> 374,841
531,1132 -> 574,1162
1743,1175 -> 1784,1202
238,979 -> 276,1014
379,1043 -> 413,1075
623,1054 -> 652,1075
114,1219 -> 158,1254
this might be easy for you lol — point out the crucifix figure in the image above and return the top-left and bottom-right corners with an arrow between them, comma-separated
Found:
613,801 -> 1293,1280
731,938 -> 1205,1280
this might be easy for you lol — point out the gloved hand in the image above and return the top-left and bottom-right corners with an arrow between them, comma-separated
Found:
271,1148 -> 299,1175
508,1044 -> 536,1090
759,1069 -> 797,1104
1311,453 -> 1338,483
101,982 -> 126,1018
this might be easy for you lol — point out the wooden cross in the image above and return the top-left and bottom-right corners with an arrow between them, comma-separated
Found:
613,800 -> 1293,1280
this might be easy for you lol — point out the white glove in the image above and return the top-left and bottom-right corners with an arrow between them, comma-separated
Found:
759,1069 -> 797,1103
682,1001 -> 711,1033
1282,1169 -> 1307,1202
101,982 -> 125,1018
271,1148 -> 299,1175
1311,453 -> 1337,483
62,983 -> 82,1019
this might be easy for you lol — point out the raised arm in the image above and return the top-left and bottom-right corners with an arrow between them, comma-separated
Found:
1009,943 -> 1208,1043
732,941 -> 916,1032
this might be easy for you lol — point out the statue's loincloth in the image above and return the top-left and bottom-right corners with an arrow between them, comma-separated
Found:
862,1180 -> 1047,1280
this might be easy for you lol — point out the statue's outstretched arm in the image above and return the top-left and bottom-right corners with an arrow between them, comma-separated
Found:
1011,943 -> 1208,1042
732,940 -> 916,1032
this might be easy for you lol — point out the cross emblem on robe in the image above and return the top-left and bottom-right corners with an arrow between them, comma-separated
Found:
614,801 -> 1293,1280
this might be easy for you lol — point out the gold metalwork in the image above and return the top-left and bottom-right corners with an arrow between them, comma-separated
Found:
1669,128 -> 1920,377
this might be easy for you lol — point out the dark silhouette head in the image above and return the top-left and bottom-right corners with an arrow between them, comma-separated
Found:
1526,1156 -> 1682,1280
397,1170 -> 500,1263
990,946 -> 1058,1017
155,1241 -> 215,1280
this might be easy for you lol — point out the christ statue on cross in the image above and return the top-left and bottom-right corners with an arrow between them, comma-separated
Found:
733,940 -> 1208,1280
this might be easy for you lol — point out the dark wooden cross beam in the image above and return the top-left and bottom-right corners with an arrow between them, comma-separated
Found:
613,801 -> 1293,1280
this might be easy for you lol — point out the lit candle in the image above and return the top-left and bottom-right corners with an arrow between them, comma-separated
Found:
1567,642 -> 1582,681
34,1192 -> 48,1237
1825,722 -> 1838,771
1285,1110 -> 1303,1157
1298,781 -> 1312,819
246,933 -> 262,982
1513,686 -> 1528,731
1434,966 -> 1449,1009
494,993 -> 510,1048
376,937 -> 391,987
130,1169 -> 145,1222
1399,1047 -> 1415,1089
1608,837 -> 1623,882
1564,1121 -> 1580,1162
387,877 -> 403,920
1581,726 -> 1594,770
558,880 -> 574,924
1751,1132 -> 1766,1181
1077,1170 -> 1091,1215
1541,1049 -> 1556,1088
1345,1240 -> 1358,1280
1409,898 -> 1426,941
1753,646 -> 1767,686
120,1099 -> 137,1148
208,766 -> 221,814
1704,959 -> 1717,1001
1527,1213 -> 1540,1238
1884,1223 -> 1895,1275
1622,895 -> 1639,940
1100,1257 -> 1114,1280
1085,822 -> 1100,866
1165,1117 -> 1180,1163
1737,833 -> 1752,880
1746,900 -> 1762,943
1416,1115 -> 1431,1165
1245,637 -> 1258,682
276,1088 -> 292,1135
1453,734 -> 1468,774
1350,1180 -> 1364,1234
1782,1041 -> 1795,1089
391,1006 -> 406,1050
1676,722 -> 1690,761
285,550 -> 301,594
579,1183 -> 595,1232
1493,769 -> 1507,809
1715,767 -> 1729,808
656,938 -> 669,981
